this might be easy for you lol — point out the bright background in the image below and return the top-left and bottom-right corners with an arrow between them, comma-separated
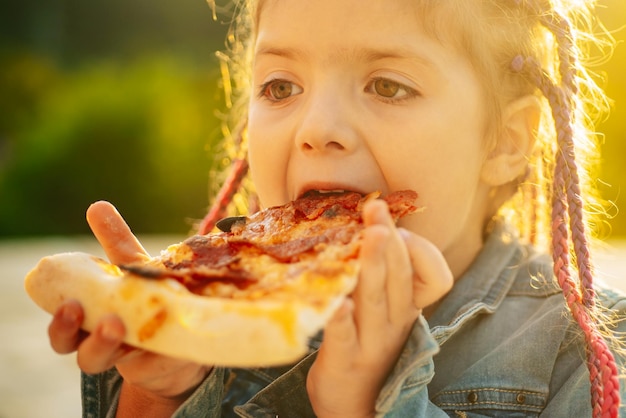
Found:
0,0 -> 625,239
595,0 -> 626,239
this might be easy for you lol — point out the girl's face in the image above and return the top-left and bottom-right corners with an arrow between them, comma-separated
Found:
248,0 -> 493,276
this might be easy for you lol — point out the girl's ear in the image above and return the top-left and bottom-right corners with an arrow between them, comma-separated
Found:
481,95 -> 541,186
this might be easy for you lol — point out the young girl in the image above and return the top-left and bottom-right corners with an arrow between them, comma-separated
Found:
47,0 -> 626,416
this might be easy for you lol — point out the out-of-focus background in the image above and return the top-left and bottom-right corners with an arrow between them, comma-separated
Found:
0,0 -> 625,417
1,0 -> 230,238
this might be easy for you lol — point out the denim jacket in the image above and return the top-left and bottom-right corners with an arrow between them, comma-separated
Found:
82,223 -> 626,417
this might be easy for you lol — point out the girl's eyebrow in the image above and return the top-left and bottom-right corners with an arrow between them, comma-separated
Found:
360,47 -> 438,70
254,44 -> 438,70
254,45 -> 302,60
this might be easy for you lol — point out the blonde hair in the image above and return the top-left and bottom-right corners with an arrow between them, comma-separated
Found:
204,0 -> 620,415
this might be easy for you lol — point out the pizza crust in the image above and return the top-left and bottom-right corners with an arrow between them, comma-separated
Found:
25,252 -> 351,366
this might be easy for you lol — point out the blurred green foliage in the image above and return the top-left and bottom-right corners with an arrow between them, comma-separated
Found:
0,0 -> 228,236
0,0 -> 624,238
0,53 -> 223,236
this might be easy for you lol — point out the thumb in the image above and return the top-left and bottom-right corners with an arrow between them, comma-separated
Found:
86,201 -> 150,265
398,228 -> 453,309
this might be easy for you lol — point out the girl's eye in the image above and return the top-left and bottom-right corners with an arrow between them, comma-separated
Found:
374,78 -> 400,97
259,79 -> 303,101
366,77 -> 418,101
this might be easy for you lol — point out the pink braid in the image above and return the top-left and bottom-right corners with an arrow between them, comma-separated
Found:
514,0 -> 592,306
198,124 -> 250,235
198,157 -> 249,235
520,2 -> 593,308
513,0 -> 577,95
512,55 -> 620,418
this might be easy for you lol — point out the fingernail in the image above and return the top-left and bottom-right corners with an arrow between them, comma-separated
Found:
336,298 -> 354,321
100,322 -> 121,342
398,228 -> 411,240
60,305 -> 78,325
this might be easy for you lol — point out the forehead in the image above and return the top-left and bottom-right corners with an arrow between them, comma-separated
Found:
254,0 -> 460,64
255,0 -> 465,34
254,0 -> 480,62
257,0 -> 426,42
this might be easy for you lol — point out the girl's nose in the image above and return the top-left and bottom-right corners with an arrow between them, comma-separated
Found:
294,89 -> 359,155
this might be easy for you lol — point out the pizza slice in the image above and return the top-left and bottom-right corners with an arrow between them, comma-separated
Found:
24,190 -> 419,367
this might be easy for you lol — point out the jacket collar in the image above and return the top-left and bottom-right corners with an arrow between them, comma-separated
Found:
428,222 -> 534,345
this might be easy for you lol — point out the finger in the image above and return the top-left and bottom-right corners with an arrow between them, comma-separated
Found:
48,300 -> 86,354
362,200 -> 415,325
398,229 -> 454,309
317,298 -> 358,369
116,353 -> 212,398
353,220 -> 390,347
86,201 -> 150,265
76,314 -> 128,375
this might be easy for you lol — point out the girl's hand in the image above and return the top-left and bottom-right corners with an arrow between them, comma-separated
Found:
47,201 -> 211,416
307,199 -> 453,418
